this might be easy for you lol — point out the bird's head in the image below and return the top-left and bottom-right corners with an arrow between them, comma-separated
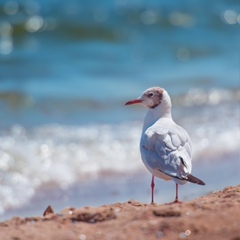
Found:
125,87 -> 171,110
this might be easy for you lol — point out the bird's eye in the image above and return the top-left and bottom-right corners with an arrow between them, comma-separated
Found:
147,92 -> 154,98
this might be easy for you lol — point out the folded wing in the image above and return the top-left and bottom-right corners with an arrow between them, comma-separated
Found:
140,123 -> 192,182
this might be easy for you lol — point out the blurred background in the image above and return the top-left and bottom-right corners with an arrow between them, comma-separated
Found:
0,0 -> 239,220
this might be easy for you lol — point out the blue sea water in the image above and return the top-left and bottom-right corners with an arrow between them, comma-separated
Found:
0,0 -> 239,220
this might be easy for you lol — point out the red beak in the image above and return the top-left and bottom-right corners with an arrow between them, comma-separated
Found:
125,99 -> 143,105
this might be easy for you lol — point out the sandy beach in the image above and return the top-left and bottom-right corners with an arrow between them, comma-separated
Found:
0,185 -> 239,240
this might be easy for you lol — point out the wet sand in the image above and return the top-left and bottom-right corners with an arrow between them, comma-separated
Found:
0,185 -> 239,240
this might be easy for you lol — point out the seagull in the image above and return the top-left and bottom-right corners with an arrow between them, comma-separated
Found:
125,87 -> 205,203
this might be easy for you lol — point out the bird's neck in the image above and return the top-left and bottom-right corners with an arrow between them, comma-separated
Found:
143,104 -> 172,132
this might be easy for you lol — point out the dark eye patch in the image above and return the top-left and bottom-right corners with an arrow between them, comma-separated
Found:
147,92 -> 154,98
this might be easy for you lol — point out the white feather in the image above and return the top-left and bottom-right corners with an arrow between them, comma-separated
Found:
139,88 -> 193,185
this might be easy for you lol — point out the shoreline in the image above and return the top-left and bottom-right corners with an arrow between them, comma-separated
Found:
0,185 -> 239,240
1,152 -> 239,222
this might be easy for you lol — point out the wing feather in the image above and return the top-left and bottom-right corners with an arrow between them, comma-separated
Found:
140,122 -> 192,182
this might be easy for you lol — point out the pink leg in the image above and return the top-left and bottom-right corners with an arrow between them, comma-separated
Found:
174,183 -> 179,203
151,175 -> 155,203
166,184 -> 181,204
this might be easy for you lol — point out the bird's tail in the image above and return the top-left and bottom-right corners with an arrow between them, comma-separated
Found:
187,174 -> 205,185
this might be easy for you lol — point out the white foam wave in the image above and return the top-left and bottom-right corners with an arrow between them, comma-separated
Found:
0,123 -> 142,214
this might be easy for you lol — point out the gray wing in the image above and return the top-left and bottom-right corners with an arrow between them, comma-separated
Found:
140,123 -> 192,181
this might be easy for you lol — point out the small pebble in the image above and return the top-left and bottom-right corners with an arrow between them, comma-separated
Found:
114,207 -> 121,214
79,234 -> 87,240
179,229 -> 191,238
43,205 -> 54,216
156,231 -> 164,238
185,230 -> 191,236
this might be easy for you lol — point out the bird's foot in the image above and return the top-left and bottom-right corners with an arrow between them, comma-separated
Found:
150,201 -> 158,206
166,199 -> 183,205
173,199 -> 182,204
